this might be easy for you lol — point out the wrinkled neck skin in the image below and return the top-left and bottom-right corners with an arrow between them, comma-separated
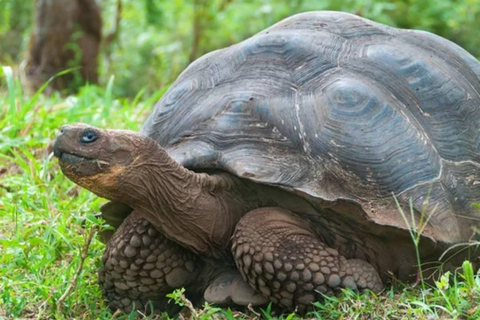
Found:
117,146 -> 260,259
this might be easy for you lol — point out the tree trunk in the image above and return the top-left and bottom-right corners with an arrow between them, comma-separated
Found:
23,0 -> 102,93
189,0 -> 205,63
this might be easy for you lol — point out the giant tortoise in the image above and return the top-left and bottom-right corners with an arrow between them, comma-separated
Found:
53,11 -> 480,314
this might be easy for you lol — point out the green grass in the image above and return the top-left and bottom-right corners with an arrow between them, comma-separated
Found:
1,68 -> 480,320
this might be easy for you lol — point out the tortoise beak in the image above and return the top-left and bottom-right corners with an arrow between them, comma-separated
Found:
52,126 -> 68,158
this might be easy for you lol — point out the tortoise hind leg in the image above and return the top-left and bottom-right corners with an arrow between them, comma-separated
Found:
99,211 -> 201,314
232,207 -> 383,313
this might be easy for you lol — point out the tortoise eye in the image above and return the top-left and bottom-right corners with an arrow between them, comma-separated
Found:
80,130 -> 98,144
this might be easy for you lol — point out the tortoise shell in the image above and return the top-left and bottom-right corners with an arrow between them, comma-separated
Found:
141,11 -> 480,246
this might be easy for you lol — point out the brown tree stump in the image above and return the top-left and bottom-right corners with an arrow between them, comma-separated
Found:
23,0 -> 102,93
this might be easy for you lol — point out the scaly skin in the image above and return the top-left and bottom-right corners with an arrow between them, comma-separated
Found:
232,207 -> 382,313
99,211 -> 201,314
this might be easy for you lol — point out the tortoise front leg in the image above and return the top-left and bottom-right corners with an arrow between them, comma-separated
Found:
232,207 -> 383,313
99,211 -> 201,314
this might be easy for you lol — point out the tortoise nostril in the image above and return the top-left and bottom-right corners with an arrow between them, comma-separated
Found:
60,125 -> 69,134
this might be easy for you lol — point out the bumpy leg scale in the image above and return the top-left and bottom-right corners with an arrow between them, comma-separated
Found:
99,211 -> 200,314
232,207 -> 383,312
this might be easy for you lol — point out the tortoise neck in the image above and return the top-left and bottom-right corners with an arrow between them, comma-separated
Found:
122,145 -> 248,257
128,146 -> 201,209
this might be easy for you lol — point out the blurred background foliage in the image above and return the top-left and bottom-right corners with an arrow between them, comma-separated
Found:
1,0 -> 480,97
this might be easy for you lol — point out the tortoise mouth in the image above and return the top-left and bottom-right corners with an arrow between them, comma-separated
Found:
58,152 -> 96,165
56,151 -> 108,177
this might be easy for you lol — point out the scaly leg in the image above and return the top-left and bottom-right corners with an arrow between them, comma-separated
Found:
232,207 -> 383,313
98,211 -> 201,314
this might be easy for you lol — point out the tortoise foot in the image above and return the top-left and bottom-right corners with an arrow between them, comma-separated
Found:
99,211 -> 201,314
232,207 -> 383,313
204,270 -> 269,306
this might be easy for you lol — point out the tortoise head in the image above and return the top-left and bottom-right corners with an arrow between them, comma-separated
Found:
53,123 -> 157,200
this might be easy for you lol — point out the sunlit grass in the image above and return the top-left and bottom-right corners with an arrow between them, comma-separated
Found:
0,69 -> 479,319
